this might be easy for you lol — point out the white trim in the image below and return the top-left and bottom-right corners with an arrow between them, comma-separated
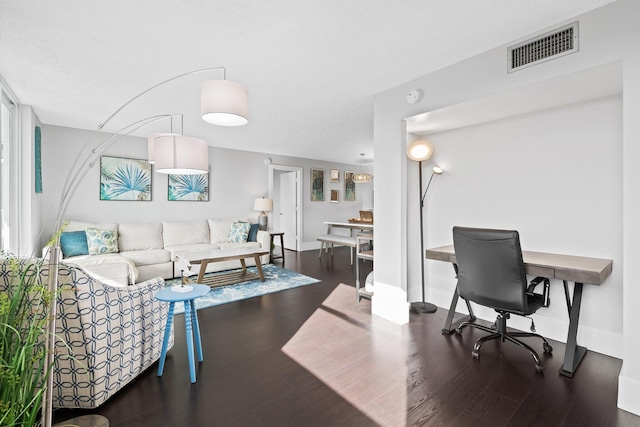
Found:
618,374 -> 640,415
371,281 -> 410,325
268,164 -> 303,251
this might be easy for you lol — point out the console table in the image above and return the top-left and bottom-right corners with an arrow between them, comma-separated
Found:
426,244 -> 612,377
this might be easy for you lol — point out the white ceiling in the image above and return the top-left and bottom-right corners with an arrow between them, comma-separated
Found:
0,0 -> 617,164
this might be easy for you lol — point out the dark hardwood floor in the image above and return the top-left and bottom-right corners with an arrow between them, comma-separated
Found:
53,248 -> 640,426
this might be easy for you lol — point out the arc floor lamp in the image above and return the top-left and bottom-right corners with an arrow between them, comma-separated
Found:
46,67 -> 248,427
407,139 -> 443,314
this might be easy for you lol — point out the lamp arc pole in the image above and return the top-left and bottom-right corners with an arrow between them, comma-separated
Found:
43,66 -> 241,427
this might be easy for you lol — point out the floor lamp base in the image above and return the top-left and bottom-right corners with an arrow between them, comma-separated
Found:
410,301 -> 437,314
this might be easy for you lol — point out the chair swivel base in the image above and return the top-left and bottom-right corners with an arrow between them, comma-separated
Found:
456,314 -> 552,372
410,301 -> 437,314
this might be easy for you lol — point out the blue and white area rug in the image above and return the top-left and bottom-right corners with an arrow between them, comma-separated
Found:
165,264 -> 320,314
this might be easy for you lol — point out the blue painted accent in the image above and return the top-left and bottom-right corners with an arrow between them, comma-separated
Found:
155,284 -> 209,383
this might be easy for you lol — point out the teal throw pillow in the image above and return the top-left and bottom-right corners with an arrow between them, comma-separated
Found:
228,222 -> 251,243
59,231 -> 89,258
247,223 -> 260,242
85,227 -> 119,255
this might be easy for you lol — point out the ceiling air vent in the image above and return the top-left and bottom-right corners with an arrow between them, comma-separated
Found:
508,22 -> 579,73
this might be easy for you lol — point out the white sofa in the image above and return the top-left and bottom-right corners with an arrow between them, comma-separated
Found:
55,218 -> 271,285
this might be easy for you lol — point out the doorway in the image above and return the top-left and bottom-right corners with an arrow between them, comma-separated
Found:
269,165 -> 303,251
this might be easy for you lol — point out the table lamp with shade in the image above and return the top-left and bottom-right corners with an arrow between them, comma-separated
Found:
254,197 -> 273,230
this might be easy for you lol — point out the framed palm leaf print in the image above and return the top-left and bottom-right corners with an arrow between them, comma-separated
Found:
100,156 -> 152,201
168,173 -> 209,201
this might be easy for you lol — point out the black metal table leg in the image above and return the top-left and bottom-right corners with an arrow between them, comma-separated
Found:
442,264 -> 476,334
560,281 -> 587,377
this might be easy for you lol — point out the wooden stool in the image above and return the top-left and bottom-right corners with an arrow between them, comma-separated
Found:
270,232 -> 285,266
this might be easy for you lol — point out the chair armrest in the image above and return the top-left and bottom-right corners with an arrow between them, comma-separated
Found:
527,276 -> 550,307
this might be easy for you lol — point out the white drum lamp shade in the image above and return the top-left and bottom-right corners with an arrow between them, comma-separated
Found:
147,132 -> 180,164
201,80 -> 249,126
407,140 -> 434,162
154,135 -> 209,175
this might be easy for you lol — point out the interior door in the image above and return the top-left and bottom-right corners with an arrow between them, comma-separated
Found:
279,172 -> 297,250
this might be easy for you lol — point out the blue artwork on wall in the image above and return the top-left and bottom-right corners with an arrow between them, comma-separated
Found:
35,126 -> 42,193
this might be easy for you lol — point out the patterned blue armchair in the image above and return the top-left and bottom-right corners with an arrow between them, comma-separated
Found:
53,263 -> 173,408
0,259 -> 173,409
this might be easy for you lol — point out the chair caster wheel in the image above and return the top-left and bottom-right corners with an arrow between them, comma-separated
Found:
471,350 -> 479,360
535,364 -> 545,373
543,343 -> 553,354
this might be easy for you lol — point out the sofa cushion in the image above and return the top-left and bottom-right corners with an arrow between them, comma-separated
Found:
162,220 -> 210,247
60,231 -> 89,258
119,249 -> 171,266
208,219 -> 238,243
228,222 -> 251,243
118,222 -> 164,251
66,221 -> 118,234
164,243 -> 220,261
85,227 -> 119,255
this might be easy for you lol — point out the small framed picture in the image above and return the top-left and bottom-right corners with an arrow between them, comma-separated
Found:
311,168 -> 325,201
329,169 -> 340,183
330,189 -> 340,203
344,171 -> 356,201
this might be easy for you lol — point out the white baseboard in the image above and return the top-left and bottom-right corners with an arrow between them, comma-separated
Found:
618,374 -> 640,416
371,281 -> 409,325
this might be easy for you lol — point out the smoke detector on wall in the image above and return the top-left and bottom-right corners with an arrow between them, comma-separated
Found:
406,89 -> 422,104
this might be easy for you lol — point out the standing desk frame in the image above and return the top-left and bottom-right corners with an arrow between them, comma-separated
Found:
426,245 -> 612,378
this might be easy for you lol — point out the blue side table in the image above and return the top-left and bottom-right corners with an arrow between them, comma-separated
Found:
155,284 -> 209,383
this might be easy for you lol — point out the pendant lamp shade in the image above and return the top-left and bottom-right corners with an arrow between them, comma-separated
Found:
352,172 -> 373,183
154,135 -> 209,175
147,132 -> 179,164
201,80 -> 249,126
353,153 -> 373,183
407,140 -> 434,162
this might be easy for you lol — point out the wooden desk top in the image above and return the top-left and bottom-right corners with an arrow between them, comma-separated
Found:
426,244 -> 613,285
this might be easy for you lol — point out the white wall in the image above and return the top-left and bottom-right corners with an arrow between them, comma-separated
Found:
19,105 -> 43,256
39,124 -> 369,250
423,95 -> 622,353
373,0 -> 640,415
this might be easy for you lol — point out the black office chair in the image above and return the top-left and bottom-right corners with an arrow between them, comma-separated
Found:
452,226 -> 552,372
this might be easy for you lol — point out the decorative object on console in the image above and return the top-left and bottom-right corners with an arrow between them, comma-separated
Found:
311,168 -> 325,201
168,173 -> 209,201
99,156 -> 152,201
254,197 -> 273,231
406,139 -> 443,315
352,153 -> 373,184
344,171 -> 356,201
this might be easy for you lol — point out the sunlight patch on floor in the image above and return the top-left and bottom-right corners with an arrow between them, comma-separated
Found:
281,283 -> 408,426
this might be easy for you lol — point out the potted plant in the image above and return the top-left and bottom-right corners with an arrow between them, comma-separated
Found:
0,252 -> 53,426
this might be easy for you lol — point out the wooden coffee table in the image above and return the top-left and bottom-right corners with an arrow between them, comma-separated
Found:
176,248 -> 269,288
